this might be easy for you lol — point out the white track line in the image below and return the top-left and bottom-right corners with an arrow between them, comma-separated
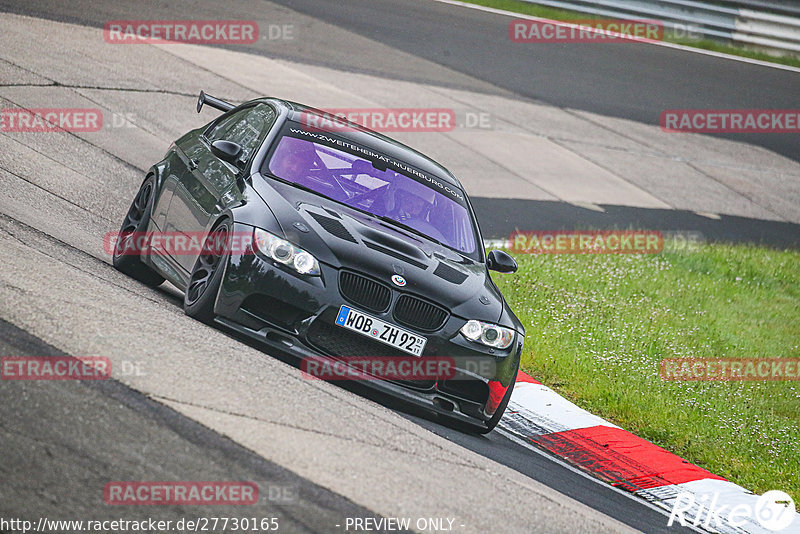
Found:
429,0 -> 800,73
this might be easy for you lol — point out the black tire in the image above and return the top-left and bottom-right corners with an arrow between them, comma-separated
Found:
113,175 -> 165,287
478,370 -> 518,434
183,220 -> 231,324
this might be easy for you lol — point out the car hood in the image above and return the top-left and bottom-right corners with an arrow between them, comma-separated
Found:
250,175 -> 505,324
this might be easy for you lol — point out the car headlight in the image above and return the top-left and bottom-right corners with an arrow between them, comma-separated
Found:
460,320 -> 515,349
253,228 -> 320,276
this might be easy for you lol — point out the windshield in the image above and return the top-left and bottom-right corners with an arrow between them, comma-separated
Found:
265,128 -> 478,256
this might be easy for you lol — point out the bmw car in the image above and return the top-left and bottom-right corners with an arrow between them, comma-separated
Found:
113,91 -> 524,432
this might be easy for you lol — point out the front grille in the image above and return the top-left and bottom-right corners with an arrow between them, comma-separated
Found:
305,319 -> 436,389
339,271 -> 391,313
306,319 -> 406,358
393,295 -> 448,331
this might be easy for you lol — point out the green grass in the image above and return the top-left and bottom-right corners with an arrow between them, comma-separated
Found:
494,240 -> 800,500
463,0 -> 800,68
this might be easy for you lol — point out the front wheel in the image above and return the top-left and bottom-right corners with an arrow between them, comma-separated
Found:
183,220 -> 231,324
112,175 -> 165,287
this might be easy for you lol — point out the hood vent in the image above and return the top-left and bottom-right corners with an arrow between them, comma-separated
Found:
309,212 -> 357,243
364,241 -> 427,270
433,262 -> 468,284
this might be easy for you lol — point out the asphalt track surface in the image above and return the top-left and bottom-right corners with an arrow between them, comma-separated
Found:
3,0 -> 798,249
0,318 -> 391,533
0,0 -> 794,533
263,0 -> 800,162
1,0 -> 797,162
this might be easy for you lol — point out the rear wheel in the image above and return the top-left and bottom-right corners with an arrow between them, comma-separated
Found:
112,176 -> 165,287
183,220 -> 231,324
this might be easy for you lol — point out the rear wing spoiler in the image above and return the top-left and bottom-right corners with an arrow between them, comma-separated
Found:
196,91 -> 235,113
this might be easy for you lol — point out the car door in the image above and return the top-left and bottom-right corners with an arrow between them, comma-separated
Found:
165,103 -> 277,273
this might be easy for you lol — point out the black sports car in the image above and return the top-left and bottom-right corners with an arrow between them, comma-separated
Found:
113,91 -> 524,432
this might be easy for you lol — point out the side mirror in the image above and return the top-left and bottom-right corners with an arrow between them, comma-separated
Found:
210,140 -> 243,165
487,249 -> 517,273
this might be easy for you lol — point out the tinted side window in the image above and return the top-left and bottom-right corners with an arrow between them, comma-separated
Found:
207,104 -> 276,161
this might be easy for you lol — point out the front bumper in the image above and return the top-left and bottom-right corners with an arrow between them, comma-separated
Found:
213,223 -> 522,427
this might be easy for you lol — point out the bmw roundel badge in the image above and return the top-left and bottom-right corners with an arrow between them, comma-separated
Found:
391,274 -> 406,287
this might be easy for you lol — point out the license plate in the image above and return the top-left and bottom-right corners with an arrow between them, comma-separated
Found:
335,305 -> 426,357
